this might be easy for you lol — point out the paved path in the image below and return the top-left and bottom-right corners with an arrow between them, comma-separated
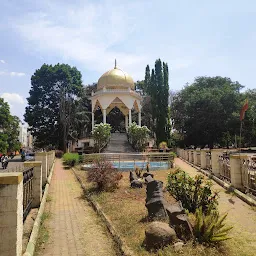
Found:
36,159 -> 117,256
175,158 -> 256,252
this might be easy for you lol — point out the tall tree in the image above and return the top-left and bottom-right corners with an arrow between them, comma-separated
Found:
0,98 -> 20,153
145,59 -> 170,145
171,76 -> 243,148
241,89 -> 256,146
144,65 -> 151,94
24,64 -> 83,151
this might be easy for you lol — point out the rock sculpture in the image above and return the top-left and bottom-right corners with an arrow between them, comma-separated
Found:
166,201 -> 193,241
145,176 -> 167,220
143,172 -> 154,179
129,171 -> 143,188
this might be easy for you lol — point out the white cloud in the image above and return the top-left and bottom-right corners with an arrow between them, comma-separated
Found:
13,1 -> 147,80
0,59 -> 5,64
10,72 -> 26,76
0,71 -> 25,76
1,93 -> 25,105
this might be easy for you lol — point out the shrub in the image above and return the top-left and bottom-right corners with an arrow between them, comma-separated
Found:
128,122 -> 150,151
55,150 -> 64,158
159,141 -> 168,149
193,207 -> 233,244
63,153 -> 80,166
87,159 -> 123,191
92,123 -> 111,152
166,169 -> 218,214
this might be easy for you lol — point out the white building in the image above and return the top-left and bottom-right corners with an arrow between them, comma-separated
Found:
18,122 -> 33,148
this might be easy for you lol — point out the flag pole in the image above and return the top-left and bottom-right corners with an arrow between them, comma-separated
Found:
239,121 -> 242,153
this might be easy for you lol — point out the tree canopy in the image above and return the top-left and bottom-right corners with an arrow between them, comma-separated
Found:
0,98 -> 20,153
24,63 -> 83,151
171,76 -> 245,148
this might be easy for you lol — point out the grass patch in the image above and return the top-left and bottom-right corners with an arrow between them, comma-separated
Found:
46,195 -> 53,202
74,167 -> 255,256
35,212 -> 51,255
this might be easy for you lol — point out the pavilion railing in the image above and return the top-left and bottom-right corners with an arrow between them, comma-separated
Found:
23,167 -> 34,221
242,157 -> 256,196
82,153 -> 174,170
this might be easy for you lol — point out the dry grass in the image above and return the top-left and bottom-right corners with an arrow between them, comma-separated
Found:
34,212 -> 51,255
74,167 -> 254,256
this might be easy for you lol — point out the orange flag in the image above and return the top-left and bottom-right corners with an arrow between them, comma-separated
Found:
240,99 -> 249,121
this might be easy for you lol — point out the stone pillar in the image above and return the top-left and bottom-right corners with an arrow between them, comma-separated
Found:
103,109 -> 106,124
129,109 -> 132,126
230,155 -> 246,190
125,115 -> 128,131
194,151 -> 198,165
200,149 -> 207,169
188,150 -> 192,163
185,149 -> 189,161
35,152 -> 48,185
48,152 -> 52,174
181,149 -> 185,159
92,112 -> 94,131
24,161 -> 42,208
138,111 -> 141,126
0,173 -> 23,256
211,149 -> 223,177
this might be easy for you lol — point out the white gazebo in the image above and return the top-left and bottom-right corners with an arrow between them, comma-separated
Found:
90,61 -> 142,131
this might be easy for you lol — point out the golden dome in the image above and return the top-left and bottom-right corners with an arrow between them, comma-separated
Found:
97,62 -> 135,90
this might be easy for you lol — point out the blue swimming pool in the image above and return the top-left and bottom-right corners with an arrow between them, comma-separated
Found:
82,161 -> 170,171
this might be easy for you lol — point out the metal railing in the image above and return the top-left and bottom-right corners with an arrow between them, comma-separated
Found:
82,153 -> 174,170
242,157 -> 256,196
218,154 -> 231,183
23,167 -> 34,221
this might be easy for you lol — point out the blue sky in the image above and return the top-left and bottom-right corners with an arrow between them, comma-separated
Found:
0,0 -> 256,121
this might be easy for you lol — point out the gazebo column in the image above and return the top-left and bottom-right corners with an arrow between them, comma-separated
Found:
129,109 -> 132,126
103,109 -> 106,124
125,115 -> 128,131
138,111 -> 141,126
92,112 -> 94,130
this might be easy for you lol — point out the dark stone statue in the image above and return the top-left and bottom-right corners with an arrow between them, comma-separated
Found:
143,172 -> 154,179
145,178 -> 167,220
130,171 -> 143,188
166,201 -> 193,241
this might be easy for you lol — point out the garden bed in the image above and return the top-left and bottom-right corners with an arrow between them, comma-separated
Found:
73,167 -> 249,256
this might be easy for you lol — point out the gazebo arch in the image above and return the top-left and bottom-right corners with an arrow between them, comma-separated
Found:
90,61 -> 142,131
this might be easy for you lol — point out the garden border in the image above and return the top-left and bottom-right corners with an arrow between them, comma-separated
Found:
23,159 -> 56,256
178,157 -> 256,207
72,167 -> 135,256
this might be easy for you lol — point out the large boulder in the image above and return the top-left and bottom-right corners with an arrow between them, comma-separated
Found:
144,221 -> 177,249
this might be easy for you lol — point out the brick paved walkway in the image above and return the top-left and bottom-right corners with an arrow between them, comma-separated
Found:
36,159 -> 117,256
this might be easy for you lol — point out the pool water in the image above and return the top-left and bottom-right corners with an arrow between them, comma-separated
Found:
83,161 -> 170,171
